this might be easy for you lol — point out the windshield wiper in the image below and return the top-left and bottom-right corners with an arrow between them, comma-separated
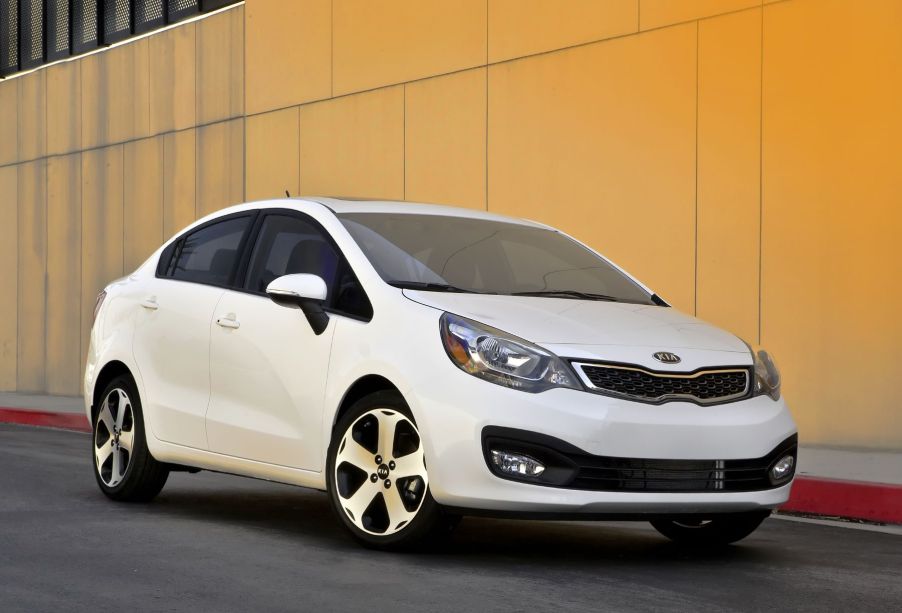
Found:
510,290 -> 621,302
388,280 -> 486,294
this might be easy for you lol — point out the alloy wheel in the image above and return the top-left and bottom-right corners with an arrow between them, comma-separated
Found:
333,408 -> 428,536
94,388 -> 136,487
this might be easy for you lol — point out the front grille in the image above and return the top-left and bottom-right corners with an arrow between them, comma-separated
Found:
482,427 -> 798,493
569,451 -> 787,492
575,362 -> 750,405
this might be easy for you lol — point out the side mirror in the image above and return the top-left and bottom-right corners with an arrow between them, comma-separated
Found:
266,274 -> 330,335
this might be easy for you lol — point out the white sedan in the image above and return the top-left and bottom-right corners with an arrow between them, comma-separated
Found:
85,197 -> 797,549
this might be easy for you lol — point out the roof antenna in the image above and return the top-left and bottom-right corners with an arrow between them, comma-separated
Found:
285,190 -> 291,198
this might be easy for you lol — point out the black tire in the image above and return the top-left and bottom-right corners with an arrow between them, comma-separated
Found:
92,375 -> 169,502
650,511 -> 770,546
326,390 -> 459,550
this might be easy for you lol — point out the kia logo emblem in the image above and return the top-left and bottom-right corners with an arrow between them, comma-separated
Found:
653,351 -> 681,364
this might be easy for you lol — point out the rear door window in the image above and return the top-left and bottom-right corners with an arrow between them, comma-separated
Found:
170,216 -> 252,286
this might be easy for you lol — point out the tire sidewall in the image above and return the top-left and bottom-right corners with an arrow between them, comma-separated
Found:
92,375 -> 148,497
326,391 -> 444,549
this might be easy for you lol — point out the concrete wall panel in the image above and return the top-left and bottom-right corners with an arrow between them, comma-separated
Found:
405,69 -> 486,209
696,9 -> 761,343
196,119 -> 245,217
640,0 -> 760,31
488,25 -> 697,312
245,0 -> 331,113
16,160 -> 46,392
333,0 -> 486,95
0,166 -> 17,390
163,130 -> 197,236
488,0 -> 637,63
149,23 -> 197,134
17,72 -> 45,161
123,138 -> 164,272
299,87 -> 404,199
81,146 -> 125,377
246,107 -> 300,201
46,155 -> 82,395
81,41 -> 151,149
197,7 -> 245,124
761,0 -> 902,448
46,62 -> 82,156
0,82 -> 16,165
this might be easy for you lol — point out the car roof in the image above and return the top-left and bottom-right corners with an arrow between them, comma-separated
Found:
225,196 -> 552,230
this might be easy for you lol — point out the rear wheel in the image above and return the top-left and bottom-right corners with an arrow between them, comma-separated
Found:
326,391 -> 458,549
650,511 -> 770,546
92,375 -> 169,502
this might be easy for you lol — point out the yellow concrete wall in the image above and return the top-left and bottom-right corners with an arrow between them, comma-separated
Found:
46,154 -> 82,394
0,5 -> 247,395
760,0 -> 902,447
405,68 -> 486,210
332,0 -> 486,95
246,108 -> 299,201
2,1 -> 902,450
696,8 -> 761,344
16,160 -> 46,392
488,0 -> 638,62
245,0 -> 331,113
0,166 -> 17,390
299,87 -> 405,199
489,23 -> 697,313
81,146 -> 125,378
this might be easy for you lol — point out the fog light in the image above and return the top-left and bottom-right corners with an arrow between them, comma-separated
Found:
491,450 -> 545,477
771,455 -> 795,483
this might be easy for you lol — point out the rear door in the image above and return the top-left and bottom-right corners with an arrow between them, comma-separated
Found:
133,213 -> 255,449
206,211 -> 371,470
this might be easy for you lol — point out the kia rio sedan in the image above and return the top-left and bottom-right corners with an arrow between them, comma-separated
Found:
85,197 -> 796,549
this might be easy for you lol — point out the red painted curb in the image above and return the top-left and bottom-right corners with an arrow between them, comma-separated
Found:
783,477 -> 902,524
0,407 -> 90,433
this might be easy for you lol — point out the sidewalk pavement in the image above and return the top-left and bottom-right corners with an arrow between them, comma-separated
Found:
1,392 -> 899,523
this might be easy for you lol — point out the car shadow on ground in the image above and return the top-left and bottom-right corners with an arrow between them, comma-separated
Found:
146,477 -> 775,568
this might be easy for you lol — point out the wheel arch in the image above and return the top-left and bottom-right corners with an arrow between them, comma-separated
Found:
331,374 -> 402,430
91,360 -> 134,418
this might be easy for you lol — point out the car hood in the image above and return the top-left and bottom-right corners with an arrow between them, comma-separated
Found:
403,290 -> 749,356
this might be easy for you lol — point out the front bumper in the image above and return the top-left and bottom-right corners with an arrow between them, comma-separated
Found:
409,371 -> 798,515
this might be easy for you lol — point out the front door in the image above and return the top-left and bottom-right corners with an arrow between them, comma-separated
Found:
206,213 -> 348,470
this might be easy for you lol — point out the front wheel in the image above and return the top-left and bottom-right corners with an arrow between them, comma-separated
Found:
92,375 -> 169,502
326,391 -> 458,549
650,511 -> 770,546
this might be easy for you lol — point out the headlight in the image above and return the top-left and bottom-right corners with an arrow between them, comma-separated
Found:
440,313 -> 579,393
752,348 -> 781,401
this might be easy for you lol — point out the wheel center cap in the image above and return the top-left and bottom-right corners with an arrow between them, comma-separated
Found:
377,464 -> 390,480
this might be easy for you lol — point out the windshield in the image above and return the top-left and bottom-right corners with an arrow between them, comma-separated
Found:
339,213 -> 655,304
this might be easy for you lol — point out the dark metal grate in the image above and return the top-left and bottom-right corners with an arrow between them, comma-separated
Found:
0,0 -> 19,75
19,0 -> 43,69
1,0 -> 238,75
569,437 -> 797,492
73,0 -> 100,53
200,0 -> 232,10
135,0 -> 164,32
167,0 -> 197,22
578,363 -> 750,405
102,0 -> 131,44
45,0 -> 70,61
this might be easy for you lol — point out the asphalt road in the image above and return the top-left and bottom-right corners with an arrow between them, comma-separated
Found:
1,424 -> 900,613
